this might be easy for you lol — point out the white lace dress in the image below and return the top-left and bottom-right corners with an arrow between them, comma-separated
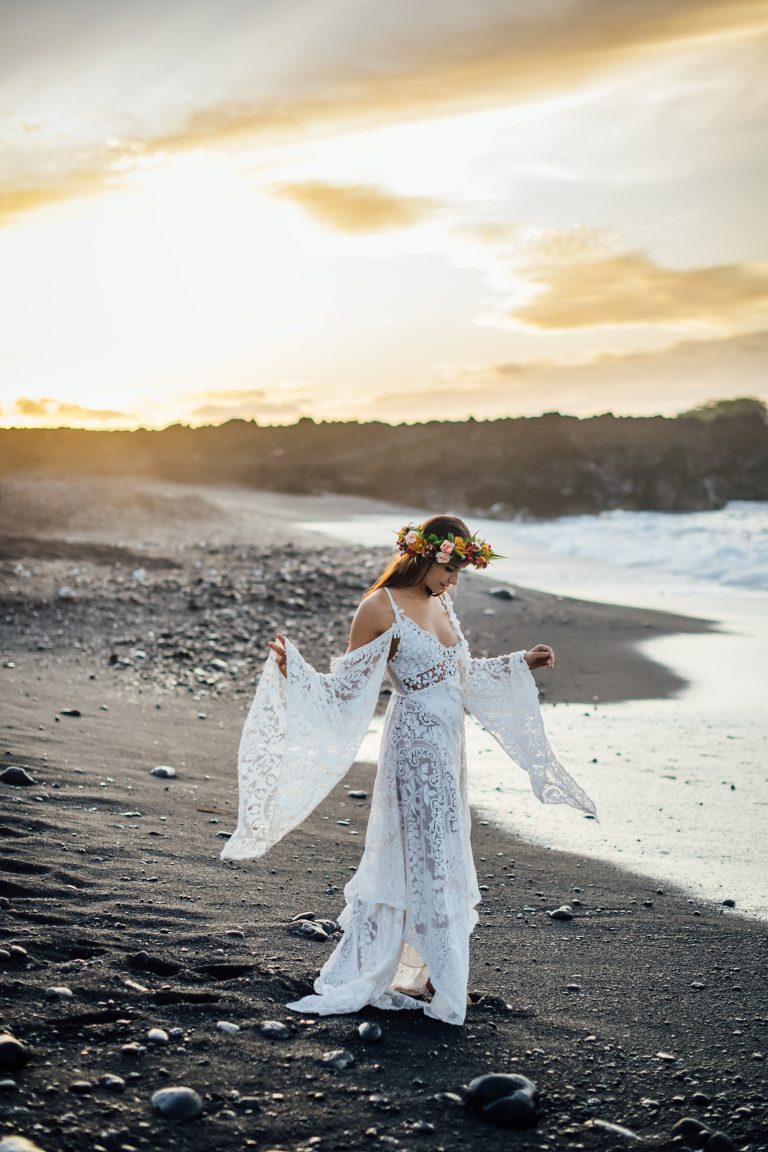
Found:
221,588 -> 596,1026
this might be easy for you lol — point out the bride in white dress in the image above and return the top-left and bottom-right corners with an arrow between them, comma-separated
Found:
220,514 -> 596,1026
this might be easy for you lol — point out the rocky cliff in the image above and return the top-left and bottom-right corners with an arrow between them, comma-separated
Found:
2,399 -> 766,518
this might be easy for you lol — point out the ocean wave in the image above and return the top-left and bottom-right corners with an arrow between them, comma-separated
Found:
489,501 -> 768,592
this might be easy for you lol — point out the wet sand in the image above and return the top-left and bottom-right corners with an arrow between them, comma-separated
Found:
1,476 -> 766,1150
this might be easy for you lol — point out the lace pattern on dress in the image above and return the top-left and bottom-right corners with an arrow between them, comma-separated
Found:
220,628 -> 394,860
223,583 -> 596,1027
397,658 -> 452,693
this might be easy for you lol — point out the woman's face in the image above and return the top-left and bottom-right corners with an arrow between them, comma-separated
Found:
420,559 -> 468,596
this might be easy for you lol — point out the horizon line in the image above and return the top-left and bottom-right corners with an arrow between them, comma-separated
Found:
1,396 -> 765,434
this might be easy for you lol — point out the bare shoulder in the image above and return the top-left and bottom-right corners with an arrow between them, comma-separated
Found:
354,588 -> 394,631
347,588 -> 395,651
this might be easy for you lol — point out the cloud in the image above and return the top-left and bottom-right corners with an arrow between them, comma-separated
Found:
14,397 -> 132,421
187,387 -> 310,423
461,222 -> 768,329
0,167 -> 115,225
3,0 -> 767,224
271,181 -> 439,233
370,329 -> 768,418
512,251 -> 768,329
145,1 -> 768,153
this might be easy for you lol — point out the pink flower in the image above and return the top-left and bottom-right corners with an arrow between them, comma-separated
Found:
439,540 -> 453,553
405,530 -> 419,545
435,552 -> 450,564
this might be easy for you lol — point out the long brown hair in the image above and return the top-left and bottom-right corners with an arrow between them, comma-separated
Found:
365,513 -> 472,596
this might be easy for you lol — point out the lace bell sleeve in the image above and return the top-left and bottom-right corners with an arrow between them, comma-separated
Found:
461,650 -> 598,819
220,629 -> 393,860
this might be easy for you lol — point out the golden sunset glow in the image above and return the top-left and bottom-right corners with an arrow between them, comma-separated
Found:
1,0 -> 767,428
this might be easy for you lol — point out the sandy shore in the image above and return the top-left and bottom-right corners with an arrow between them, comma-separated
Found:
1,476 -> 766,1150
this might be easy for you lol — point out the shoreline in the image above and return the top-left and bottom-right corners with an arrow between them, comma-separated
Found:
0,474 -> 716,707
1,665 -> 767,1149
1,476 -> 767,1147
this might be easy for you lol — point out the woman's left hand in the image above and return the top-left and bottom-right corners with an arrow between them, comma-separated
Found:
524,644 -> 555,670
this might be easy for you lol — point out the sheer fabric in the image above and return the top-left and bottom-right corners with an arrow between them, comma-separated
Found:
221,588 -> 596,1024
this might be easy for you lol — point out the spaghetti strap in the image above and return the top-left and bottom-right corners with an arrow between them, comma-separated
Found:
381,586 -> 401,634
382,586 -> 399,615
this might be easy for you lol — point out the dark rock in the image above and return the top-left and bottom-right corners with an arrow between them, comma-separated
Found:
59,708 -> 81,717
348,789 -> 368,799
672,1116 -> 712,1141
151,1085 -> 204,1120
291,911 -> 316,921
0,766 -> 36,787
357,1021 -> 382,1042
489,587 -> 516,600
69,1079 -> 92,1094
705,1133 -> 735,1152
411,1120 -> 435,1134
548,905 -> 574,921
465,1072 -> 539,1109
45,985 -> 73,999
259,1020 -> 291,1040
722,898 -> 736,908
129,951 -> 181,976
481,1089 -> 537,1128
150,765 -> 177,778
0,1034 -> 29,1073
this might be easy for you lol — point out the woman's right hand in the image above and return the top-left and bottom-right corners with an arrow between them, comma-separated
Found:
268,633 -> 288,677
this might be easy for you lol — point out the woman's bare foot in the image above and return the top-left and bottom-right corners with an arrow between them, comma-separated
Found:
426,977 -> 473,1006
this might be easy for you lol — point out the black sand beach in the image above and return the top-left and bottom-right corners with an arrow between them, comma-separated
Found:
1,477 -> 766,1151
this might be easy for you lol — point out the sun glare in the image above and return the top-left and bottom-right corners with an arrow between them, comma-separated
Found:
0,150 -> 362,426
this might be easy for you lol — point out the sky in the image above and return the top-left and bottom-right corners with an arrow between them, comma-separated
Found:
1,0 -> 767,429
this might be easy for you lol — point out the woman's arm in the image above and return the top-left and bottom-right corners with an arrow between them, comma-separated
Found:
268,589 -> 396,677
346,590 -> 394,654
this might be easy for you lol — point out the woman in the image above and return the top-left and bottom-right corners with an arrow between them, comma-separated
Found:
221,514 -> 596,1026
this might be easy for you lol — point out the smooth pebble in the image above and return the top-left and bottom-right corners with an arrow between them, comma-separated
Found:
259,1020 -> 291,1040
151,1085 -> 204,1120
0,1035 -> 28,1073
321,1048 -> 355,1070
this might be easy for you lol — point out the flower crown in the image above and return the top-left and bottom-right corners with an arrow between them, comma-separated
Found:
395,524 -> 501,569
